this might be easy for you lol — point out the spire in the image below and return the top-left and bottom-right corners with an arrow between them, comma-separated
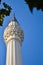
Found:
11,16 -> 17,21
8,15 -> 19,26
11,14 -> 19,25
4,15 -> 24,44
11,13 -> 17,21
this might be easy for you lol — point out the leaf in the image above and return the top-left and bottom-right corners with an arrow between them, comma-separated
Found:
25,0 -> 43,12
0,14 -> 4,26
0,0 -> 1,3
0,2 -> 12,26
3,3 -> 12,10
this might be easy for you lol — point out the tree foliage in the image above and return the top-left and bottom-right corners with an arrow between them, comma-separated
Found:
0,0 -> 12,26
25,0 -> 43,12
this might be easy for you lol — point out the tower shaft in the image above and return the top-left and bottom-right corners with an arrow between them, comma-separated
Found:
6,39 -> 22,65
4,17 -> 24,65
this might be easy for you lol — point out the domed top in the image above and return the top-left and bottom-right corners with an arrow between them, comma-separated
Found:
4,16 -> 24,45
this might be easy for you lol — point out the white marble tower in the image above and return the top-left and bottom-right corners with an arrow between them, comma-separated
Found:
4,17 -> 24,65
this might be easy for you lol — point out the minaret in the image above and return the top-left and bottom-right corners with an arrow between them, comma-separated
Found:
3,17 -> 24,65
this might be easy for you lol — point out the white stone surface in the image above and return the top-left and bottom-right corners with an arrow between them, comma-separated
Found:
4,17 -> 24,65
4,17 -> 24,45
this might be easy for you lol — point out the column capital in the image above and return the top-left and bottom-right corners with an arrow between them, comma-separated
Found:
4,17 -> 24,45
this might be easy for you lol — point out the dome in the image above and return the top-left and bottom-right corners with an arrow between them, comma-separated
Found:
4,16 -> 24,45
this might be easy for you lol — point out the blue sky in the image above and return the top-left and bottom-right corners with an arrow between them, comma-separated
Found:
0,0 -> 43,65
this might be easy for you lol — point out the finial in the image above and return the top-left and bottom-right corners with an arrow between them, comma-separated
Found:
13,13 -> 15,18
14,13 -> 15,17
11,13 -> 17,21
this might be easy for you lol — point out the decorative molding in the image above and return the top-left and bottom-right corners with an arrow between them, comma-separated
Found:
4,20 -> 24,45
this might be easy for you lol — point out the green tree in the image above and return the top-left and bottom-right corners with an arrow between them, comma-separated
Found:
0,0 -> 12,26
25,0 -> 43,12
